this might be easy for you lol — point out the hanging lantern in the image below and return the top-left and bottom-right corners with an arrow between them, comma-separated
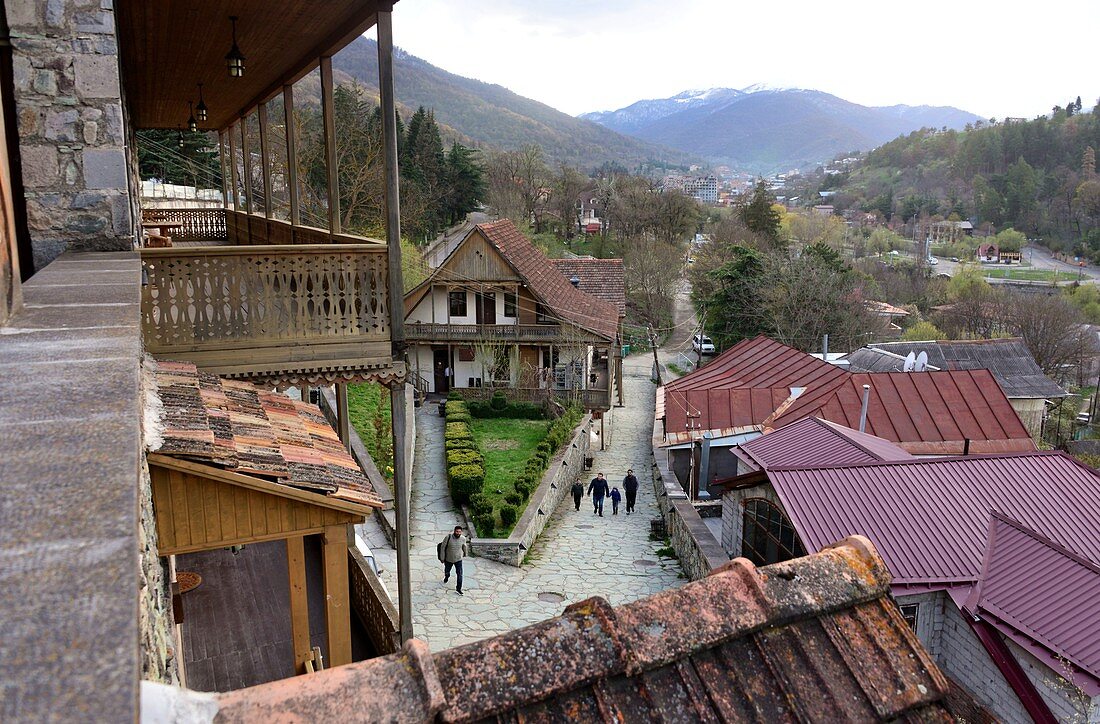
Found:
187,101 -> 197,133
177,127 -> 185,149
225,16 -> 245,78
196,83 -> 208,122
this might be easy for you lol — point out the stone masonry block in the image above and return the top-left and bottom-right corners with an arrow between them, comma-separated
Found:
45,0 -> 66,28
45,109 -> 80,141
21,145 -> 60,188
74,54 -> 120,99
6,1 -> 38,28
32,69 -> 58,96
83,147 -> 126,189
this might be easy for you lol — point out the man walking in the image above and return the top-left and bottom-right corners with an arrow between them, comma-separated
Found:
570,479 -> 585,511
587,472 -> 610,517
623,469 -> 639,514
438,525 -> 468,595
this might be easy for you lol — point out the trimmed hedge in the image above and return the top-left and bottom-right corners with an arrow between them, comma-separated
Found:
445,438 -> 477,451
445,421 -> 473,440
499,505 -> 518,527
473,513 -> 495,537
448,463 -> 484,503
504,492 -> 522,506
515,480 -> 532,499
467,400 -> 545,419
470,493 -> 493,517
446,449 -> 484,468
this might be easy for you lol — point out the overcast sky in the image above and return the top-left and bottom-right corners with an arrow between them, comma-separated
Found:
382,0 -> 1099,120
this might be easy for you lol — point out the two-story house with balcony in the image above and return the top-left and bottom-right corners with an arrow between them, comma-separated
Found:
403,219 -> 623,410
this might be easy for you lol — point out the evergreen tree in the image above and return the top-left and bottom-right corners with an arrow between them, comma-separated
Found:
137,129 -> 220,189
443,142 -> 485,226
739,180 -> 782,247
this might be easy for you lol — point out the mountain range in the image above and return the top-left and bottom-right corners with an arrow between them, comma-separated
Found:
580,87 -> 983,173
328,38 -> 694,170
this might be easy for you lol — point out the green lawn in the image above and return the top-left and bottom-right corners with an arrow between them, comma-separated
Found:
347,382 -> 393,481
982,267 -> 1071,282
469,417 -> 549,535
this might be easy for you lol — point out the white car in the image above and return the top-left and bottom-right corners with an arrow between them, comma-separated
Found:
693,334 -> 716,355
927,256 -> 939,265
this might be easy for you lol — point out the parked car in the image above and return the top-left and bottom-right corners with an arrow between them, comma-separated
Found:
950,256 -> 960,262
927,256 -> 939,266
692,334 -> 716,354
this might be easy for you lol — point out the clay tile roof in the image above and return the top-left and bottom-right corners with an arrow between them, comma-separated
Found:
150,360 -> 380,507
548,257 -> 626,316
209,537 -> 955,722
477,220 -> 620,340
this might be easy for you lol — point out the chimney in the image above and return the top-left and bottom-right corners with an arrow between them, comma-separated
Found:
569,275 -> 581,288
858,384 -> 871,433
822,334 -> 829,360
963,438 -> 970,455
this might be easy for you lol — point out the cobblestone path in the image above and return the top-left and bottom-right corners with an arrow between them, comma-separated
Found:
359,355 -> 683,651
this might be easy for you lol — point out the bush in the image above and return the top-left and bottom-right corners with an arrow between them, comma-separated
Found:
514,480 -> 531,499
448,463 -> 484,503
445,421 -> 472,441
446,449 -> 484,467
536,441 -> 551,455
468,399 -> 545,419
490,390 -> 508,411
473,513 -> 495,537
447,390 -> 462,400
504,492 -> 522,506
470,493 -> 493,517
499,505 -> 518,527
446,438 -> 477,451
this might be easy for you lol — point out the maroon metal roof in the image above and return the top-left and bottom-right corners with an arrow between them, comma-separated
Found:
966,514 -> 1100,695
738,417 -> 913,470
663,336 -> 1035,454
766,452 -> 1100,587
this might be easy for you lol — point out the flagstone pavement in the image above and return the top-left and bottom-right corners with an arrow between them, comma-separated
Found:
358,354 -> 685,651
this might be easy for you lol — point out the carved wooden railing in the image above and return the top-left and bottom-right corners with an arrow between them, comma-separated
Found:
225,210 -> 385,247
140,245 -> 398,386
404,322 -> 571,343
142,207 -> 227,241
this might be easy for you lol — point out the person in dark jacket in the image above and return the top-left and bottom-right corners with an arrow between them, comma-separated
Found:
587,472 -> 610,516
610,486 -> 622,515
570,480 -> 585,511
623,469 -> 639,514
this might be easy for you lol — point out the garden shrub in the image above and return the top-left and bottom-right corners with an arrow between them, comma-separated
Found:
445,421 -> 472,441
446,438 -> 476,451
468,400 -> 544,419
490,390 -> 508,411
504,492 -> 522,506
446,449 -> 484,467
448,463 -> 484,503
470,494 -> 493,517
514,480 -> 531,499
536,441 -> 551,455
499,505 -> 518,527
473,513 -> 495,537
447,390 -> 462,400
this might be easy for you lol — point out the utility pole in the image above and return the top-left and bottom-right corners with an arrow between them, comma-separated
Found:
648,326 -> 662,386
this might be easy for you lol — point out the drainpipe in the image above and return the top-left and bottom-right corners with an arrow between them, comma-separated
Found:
698,431 -> 713,500
858,384 -> 871,433
964,615 -> 1058,724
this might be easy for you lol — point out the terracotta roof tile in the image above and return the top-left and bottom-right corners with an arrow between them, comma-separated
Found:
204,537 -> 953,722
549,257 -> 626,316
478,220 -> 620,340
150,361 -> 380,507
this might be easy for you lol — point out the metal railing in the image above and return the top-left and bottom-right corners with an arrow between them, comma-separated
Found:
140,244 -> 393,381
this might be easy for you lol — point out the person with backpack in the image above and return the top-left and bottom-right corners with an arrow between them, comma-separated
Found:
623,469 -> 640,514
437,525 -> 468,595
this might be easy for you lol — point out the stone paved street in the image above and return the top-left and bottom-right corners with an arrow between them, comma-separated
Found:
358,354 -> 684,651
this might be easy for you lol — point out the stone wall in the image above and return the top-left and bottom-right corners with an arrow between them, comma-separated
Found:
651,439 -> 729,581
138,451 -> 178,685
5,0 -> 134,271
470,415 -> 592,567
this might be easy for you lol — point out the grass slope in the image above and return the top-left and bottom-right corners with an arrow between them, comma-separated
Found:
470,417 -> 548,536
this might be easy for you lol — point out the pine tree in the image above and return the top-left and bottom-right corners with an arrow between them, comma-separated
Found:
443,142 -> 485,225
739,180 -> 782,247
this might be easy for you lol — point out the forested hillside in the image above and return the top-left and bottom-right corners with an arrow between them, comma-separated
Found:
800,99 -> 1100,259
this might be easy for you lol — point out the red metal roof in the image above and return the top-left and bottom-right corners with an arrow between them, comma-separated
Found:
966,514 -> 1100,695
662,336 -> 1036,454
765,452 -> 1100,587
737,417 -> 913,470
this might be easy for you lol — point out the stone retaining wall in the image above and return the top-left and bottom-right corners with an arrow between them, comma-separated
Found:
650,434 -> 730,581
470,415 -> 593,566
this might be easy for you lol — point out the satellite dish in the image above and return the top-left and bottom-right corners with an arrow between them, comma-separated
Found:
902,351 -> 916,372
915,351 -> 929,372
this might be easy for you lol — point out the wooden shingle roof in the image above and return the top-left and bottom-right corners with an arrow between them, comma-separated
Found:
151,361 -> 380,507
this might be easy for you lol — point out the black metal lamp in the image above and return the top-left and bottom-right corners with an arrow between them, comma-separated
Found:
196,83 -> 208,122
187,101 -> 197,132
225,16 -> 245,78
176,126 -> 185,149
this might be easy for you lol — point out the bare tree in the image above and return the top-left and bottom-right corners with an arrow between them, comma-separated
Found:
1005,292 -> 1091,380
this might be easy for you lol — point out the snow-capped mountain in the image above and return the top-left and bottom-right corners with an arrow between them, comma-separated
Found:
580,87 -> 981,172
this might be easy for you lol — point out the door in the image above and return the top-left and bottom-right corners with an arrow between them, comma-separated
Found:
475,292 -> 496,325
433,348 -> 450,393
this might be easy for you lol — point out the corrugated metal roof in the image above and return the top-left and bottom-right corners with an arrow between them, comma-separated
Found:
739,417 -> 913,469
967,514 -> 1100,695
845,339 -> 1067,399
766,452 -> 1100,586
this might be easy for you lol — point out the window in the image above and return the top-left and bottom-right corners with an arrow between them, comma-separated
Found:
535,303 -> 554,324
898,603 -> 919,630
504,292 -> 517,318
741,498 -> 805,567
449,290 -> 467,317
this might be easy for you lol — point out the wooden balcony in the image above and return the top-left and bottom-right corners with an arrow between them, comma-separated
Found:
405,322 -> 573,343
140,244 -> 401,387
140,208 -> 387,248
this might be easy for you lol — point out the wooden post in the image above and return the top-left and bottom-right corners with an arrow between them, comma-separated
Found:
257,102 -> 272,219
240,118 -> 253,216
378,7 -> 413,645
228,121 -> 240,213
321,525 -> 352,667
335,383 -> 350,445
286,535 -> 311,674
320,55 -> 341,237
283,85 -> 300,229
218,130 -> 229,210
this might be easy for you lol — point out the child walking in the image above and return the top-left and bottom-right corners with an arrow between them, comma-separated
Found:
610,486 -> 622,515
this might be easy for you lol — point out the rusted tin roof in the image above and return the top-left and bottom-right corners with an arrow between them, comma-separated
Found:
210,537 -> 954,722
150,360 -> 380,507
